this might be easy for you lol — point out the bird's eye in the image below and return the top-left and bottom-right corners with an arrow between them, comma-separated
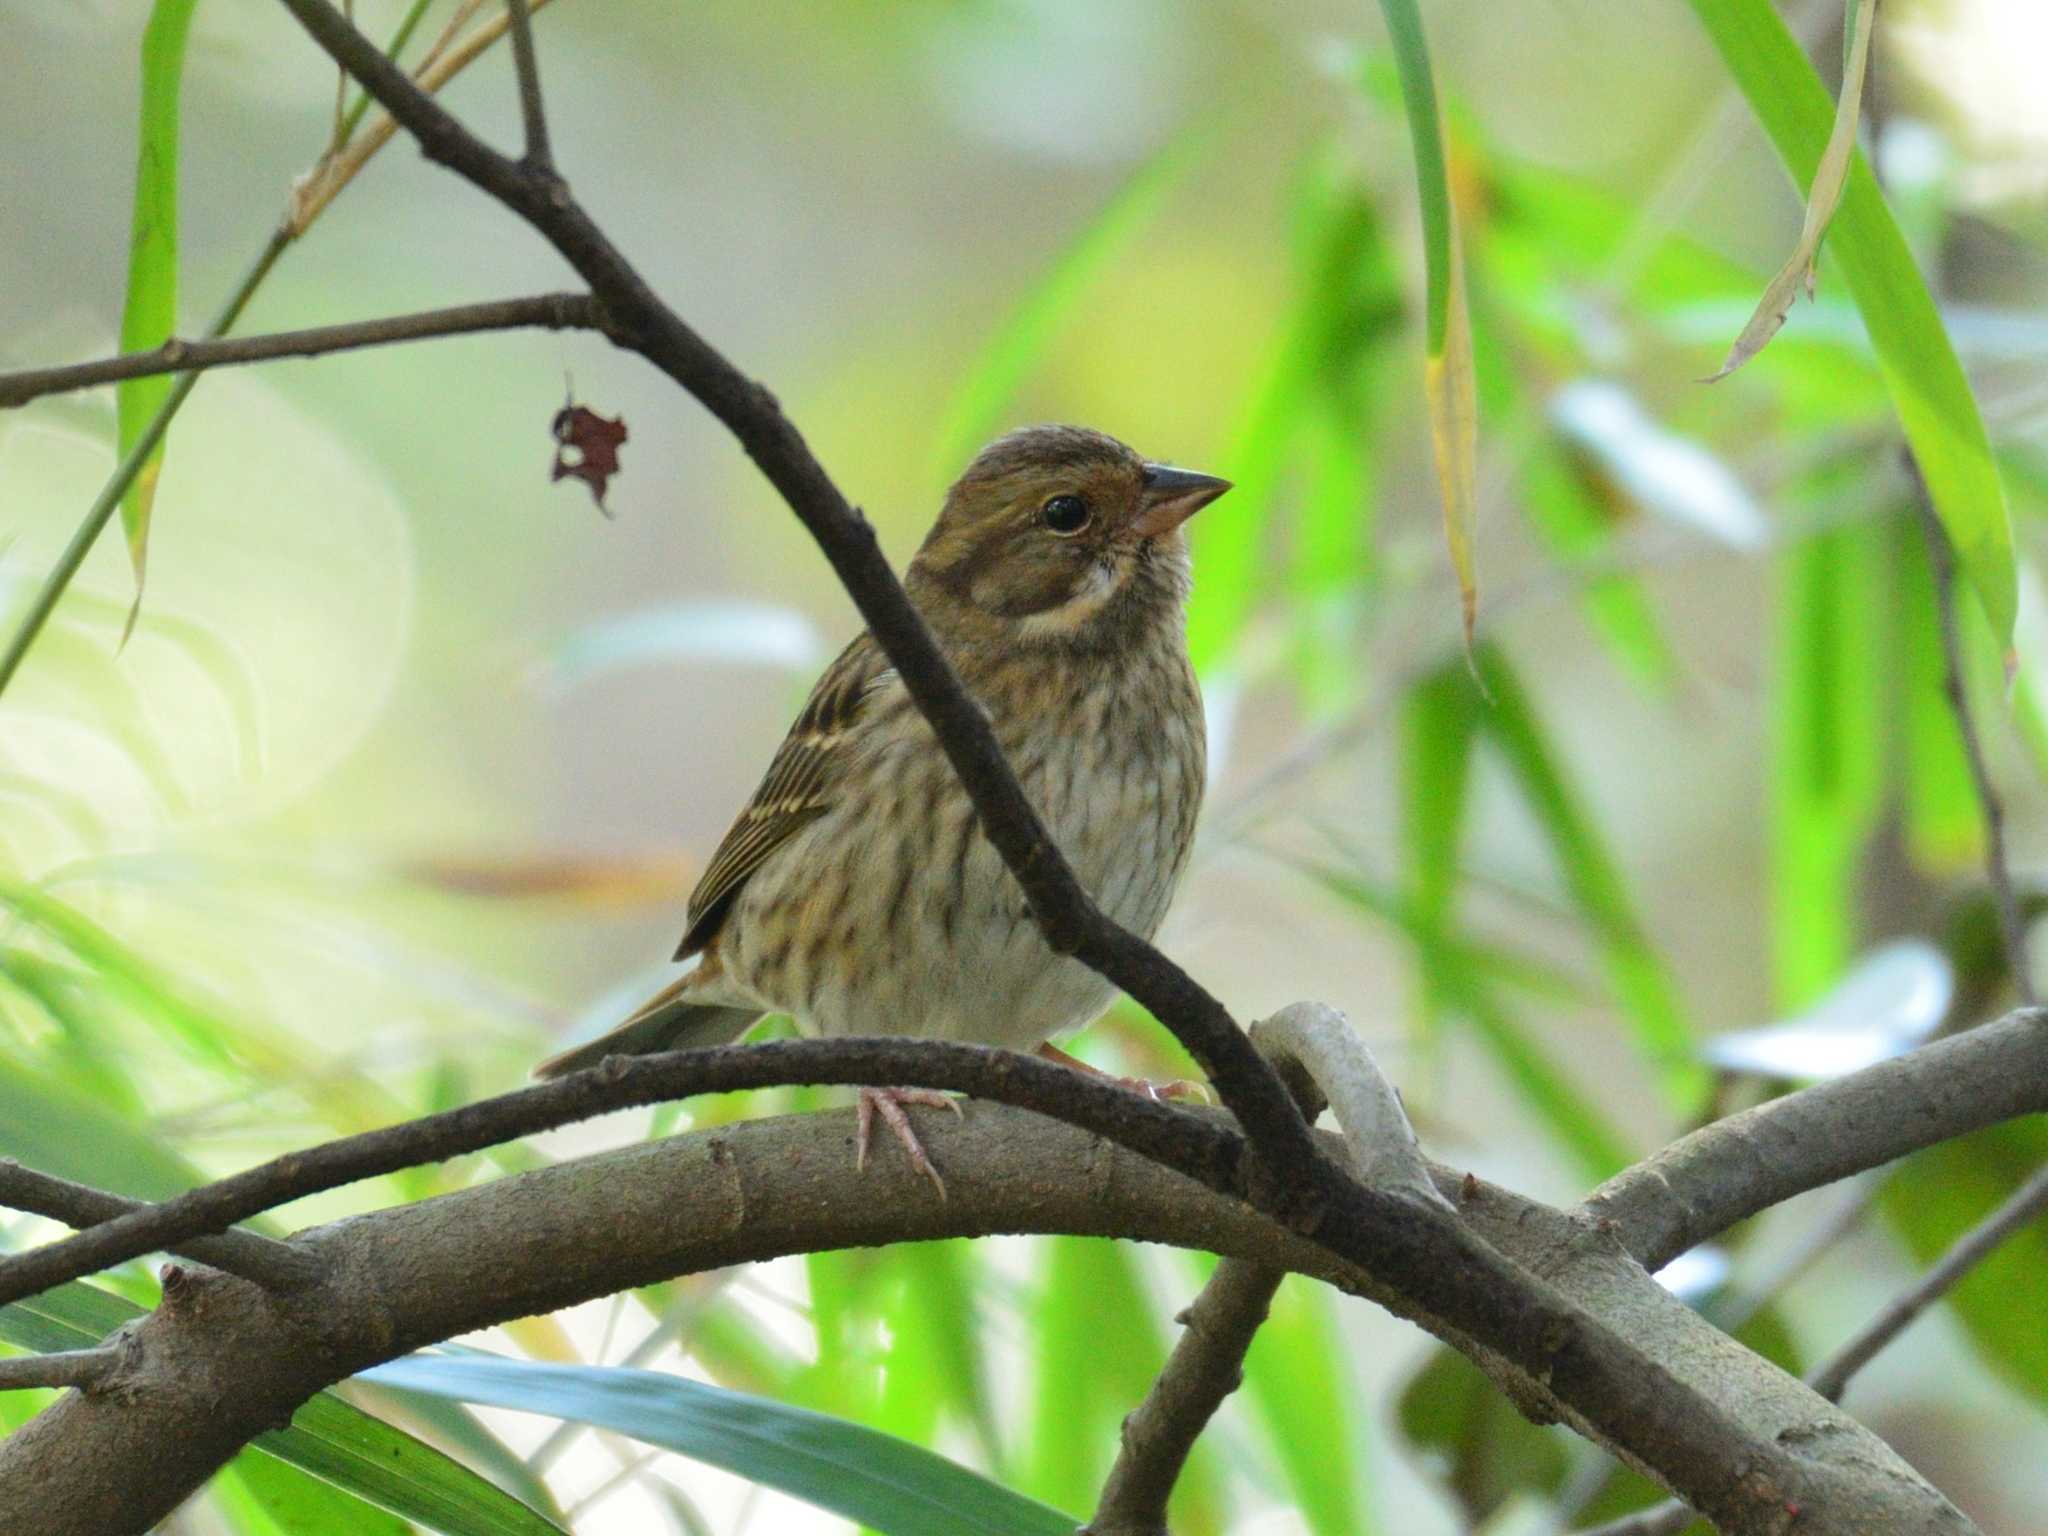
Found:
1041,494 -> 1091,535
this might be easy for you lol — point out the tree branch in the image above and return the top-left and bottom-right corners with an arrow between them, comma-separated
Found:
0,1101 -> 1976,1536
1084,1260 -> 1284,1536
1087,1004 -> 1410,1536
0,294 -> 602,409
500,0 -> 553,172
1577,1161 -> 2048,1536
0,1347 -> 127,1395
1808,1159 -> 2048,1401
1581,1006 -> 2048,1270
0,1161 -> 316,1293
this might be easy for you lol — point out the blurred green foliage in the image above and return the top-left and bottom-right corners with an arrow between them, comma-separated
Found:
1,0 -> 2046,1532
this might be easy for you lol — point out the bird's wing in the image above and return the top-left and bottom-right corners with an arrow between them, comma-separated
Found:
675,632 -> 894,959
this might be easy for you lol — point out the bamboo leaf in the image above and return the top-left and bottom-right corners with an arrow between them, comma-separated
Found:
1374,0 -> 1480,645
1706,0 -> 1876,381
366,1353 -> 1077,1536
1241,1274 -> 1370,1535
116,0 -> 201,624
1685,0 -> 2016,648
933,132 -> 1205,480
1474,648 -> 1705,1109
0,1284 -> 563,1535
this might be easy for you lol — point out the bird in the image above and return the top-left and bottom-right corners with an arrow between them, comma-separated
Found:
536,425 -> 1229,1194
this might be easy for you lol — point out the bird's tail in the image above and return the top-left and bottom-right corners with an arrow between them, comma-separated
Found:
534,976 -> 761,1080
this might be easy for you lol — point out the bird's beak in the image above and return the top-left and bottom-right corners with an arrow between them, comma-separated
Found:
1133,463 -> 1232,539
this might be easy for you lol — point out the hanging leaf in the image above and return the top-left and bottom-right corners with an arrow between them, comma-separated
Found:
1685,0 -> 2016,650
1372,0 -> 1481,647
364,1352 -> 1078,1536
1706,0 -> 1877,381
115,0 -> 202,627
1474,648 -> 1705,1110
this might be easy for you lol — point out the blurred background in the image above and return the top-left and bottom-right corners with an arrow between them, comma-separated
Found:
2,0 -> 2046,1531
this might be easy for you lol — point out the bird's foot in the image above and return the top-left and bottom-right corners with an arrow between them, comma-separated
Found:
1034,1042 -> 1212,1104
856,1086 -> 960,1198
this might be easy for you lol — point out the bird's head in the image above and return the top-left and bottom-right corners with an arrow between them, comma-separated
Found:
908,425 -> 1230,649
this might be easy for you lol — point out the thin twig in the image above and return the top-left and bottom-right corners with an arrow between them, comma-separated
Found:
1808,1159 -> 2048,1401
1087,1007 -> 1413,1535
1576,1162 -> 2048,1536
0,294 -> 601,408
1909,456 -> 2036,1005
0,1038 -> 1245,1312
1084,1260 -> 1284,1536
500,0 -> 553,172
0,1160 -> 316,1292
0,1346 -> 126,1394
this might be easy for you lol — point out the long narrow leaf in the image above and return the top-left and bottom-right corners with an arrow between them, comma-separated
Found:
0,1284 -> 563,1536
1685,0 -> 2016,649
932,132 -> 1206,480
1373,0 -> 1480,645
1474,648 -> 1704,1108
116,0 -> 201,618
365,1353 -> 1077,1536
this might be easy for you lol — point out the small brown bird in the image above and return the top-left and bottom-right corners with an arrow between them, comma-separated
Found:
537,425 -> 1228,1191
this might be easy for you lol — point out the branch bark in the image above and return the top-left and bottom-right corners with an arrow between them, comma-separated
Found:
0,1099 -> 1978,1536
1581,1007 -> 2048,1270
0,293 -> 602,408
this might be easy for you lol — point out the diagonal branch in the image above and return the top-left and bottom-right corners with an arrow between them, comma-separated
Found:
1087,1004 -> 1429,1536
1808,1158 -> 2048,1401
1576,1160 -> 2048,1536
0,294 -> 602,409
0,1161 -> 315,1293
1581,1006 -> 2048,1270
500,0 -> 553,172
265,0 -> 1323,1197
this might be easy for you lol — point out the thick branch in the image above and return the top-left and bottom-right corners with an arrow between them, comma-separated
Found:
0,293 -> 601,409
1582,1007 -> 2048,1269
0,1105 -> 1972,1536
0,1161 -> 315,1293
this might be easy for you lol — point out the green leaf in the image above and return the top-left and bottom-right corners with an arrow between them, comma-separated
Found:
214,1455 -> 413,1536
1397,1345 -> 1569,1523
1882,1120 -> 2048,1408
365,1353 -> 1078,1536
1192,152 -> 1400,670
874,1241 -> 1002,1469
1473,647 -> 1704,1109
933,130 -> 1207,480
1242,1274 -> 1370,1535
1768,518 -> 1887,1005
1684,0 -> 2016,649
116,0 -> 202,616
0,1284 -> 564,1536
1371,0 -> 1479,645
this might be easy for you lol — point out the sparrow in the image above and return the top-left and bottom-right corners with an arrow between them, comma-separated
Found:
537,425 -> 1229,1193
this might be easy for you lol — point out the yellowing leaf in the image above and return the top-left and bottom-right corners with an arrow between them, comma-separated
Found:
1708,0 -> 1877,381
1424,233 -> 1479,648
